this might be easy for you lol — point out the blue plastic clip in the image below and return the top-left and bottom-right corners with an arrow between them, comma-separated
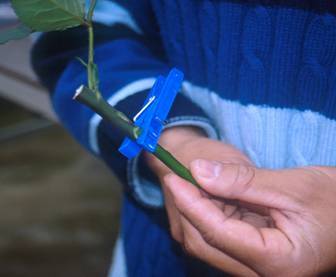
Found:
118,68 -> 184,159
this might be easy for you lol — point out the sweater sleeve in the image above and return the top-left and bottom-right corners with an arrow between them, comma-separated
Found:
31,0 -> 219,208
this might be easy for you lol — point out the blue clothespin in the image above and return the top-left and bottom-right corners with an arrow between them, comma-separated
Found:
118,68 -> 184,159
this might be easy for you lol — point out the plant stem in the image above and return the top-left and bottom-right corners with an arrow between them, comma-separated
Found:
154,145 -> 198,186
87,24 -> 95,90
86,0 -> 99,98
74,86 -> 140,140
74,86 -> 198,187
87,0 -> 97,22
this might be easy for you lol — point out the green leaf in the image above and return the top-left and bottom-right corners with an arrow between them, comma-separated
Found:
0,23 -> 32,44
11,0 -> 86,32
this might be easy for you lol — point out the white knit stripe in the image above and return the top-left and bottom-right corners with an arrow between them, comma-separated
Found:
86,0 -> 142,33
182,82 -> 336,168
88,78 -> 156,154
107,78 -> 156,107
107,236 -> 127,277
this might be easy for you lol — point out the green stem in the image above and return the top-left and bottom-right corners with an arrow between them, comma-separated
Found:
87,24 -> 96,92
154,145 -> 198,187
74,86 -> 198,187
74,86 -> 140,139
87,0 -> 97,22
86,0 -> 99,98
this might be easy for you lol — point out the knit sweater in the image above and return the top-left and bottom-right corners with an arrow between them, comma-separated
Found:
32,1 -> 336,276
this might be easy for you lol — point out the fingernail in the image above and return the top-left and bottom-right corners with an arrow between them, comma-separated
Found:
192,159 -> 221,180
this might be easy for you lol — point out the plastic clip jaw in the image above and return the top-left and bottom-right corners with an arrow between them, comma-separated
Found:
118,68 -> 184,159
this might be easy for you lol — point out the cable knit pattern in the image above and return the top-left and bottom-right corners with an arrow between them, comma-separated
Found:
297,14 -> 336,116
239,105 -> 264,167
239,6 -> 271,103
152,1 -> 336,113
289,111 -> 320,166
198,1 -> 219,89
151,0 -> 336,169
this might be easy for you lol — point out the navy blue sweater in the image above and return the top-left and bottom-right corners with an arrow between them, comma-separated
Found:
32,1 -> 336,276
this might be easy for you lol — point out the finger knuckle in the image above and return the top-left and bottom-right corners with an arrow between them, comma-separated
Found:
182,197 -> 205,217
201,229 -> 218,247
230,165 -> 256,197
183,238 -> 198,256
170,225 -> 182,243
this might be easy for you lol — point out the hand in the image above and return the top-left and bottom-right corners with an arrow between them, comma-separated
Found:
145,126 -> 252,179
164,160 -> 336,276
145,127 -> 259,276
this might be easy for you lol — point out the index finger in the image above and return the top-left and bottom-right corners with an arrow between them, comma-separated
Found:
164,173 -> 294,270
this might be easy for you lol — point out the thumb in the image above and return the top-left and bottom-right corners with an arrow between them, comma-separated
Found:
190,159 -> 305,210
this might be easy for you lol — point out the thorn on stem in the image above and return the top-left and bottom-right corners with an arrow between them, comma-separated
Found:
76,57 -> 88,67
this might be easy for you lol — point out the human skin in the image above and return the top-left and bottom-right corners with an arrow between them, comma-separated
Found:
146,127 -> 336,276
145,126 -> 259,276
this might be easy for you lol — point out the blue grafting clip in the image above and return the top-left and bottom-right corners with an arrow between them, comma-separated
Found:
118,68 -> 184,159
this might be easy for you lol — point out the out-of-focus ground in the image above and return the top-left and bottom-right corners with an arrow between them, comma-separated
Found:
0,15 -> 122,276
0,102 -> 122,277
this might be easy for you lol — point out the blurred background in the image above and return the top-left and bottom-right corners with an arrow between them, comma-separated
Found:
0,2 -> 121,276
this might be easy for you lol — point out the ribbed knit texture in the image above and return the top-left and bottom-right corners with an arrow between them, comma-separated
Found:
151,0 -> 336,117
147,0 -> 336,171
